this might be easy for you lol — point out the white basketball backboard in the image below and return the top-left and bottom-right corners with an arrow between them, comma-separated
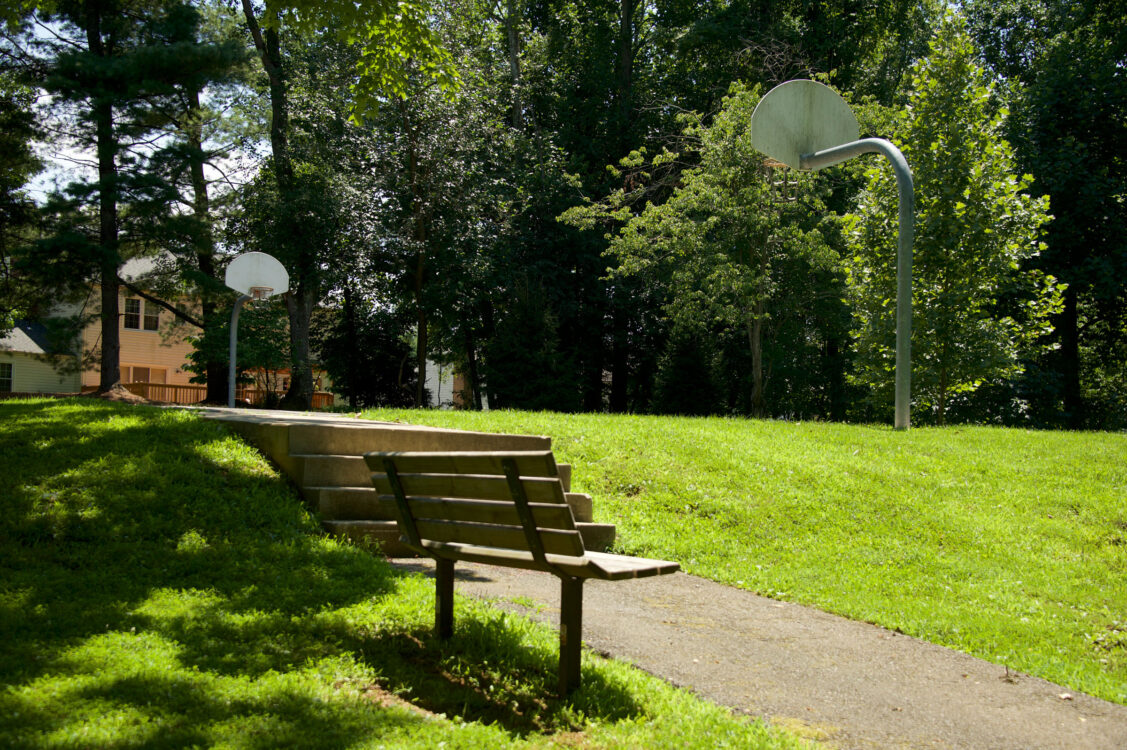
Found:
751,80 -> 859,171
224,252 -> 289,299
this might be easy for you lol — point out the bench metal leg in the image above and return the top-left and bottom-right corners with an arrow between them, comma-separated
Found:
436,558 -> 455,639
559,576 -> 583,695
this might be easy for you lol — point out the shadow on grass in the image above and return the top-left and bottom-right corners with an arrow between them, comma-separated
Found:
361,619 -> 642,736
0,670 -> 426,750
0,400 -> 646,746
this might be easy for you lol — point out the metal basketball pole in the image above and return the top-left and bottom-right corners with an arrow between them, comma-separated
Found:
801,138 -> 914,430
228,294 -> 251,408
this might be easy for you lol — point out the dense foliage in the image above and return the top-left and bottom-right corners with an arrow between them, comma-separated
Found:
846,15 -> 1060,425
5,0 -> 1122,426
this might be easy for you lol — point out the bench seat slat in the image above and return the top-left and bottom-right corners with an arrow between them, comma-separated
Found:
371,474 -> 568,504
376,495 -> 576,530
364,451 -> 557,478
412,520 -> 585,556
412,541 -> 679,581
583,550 -> 680,579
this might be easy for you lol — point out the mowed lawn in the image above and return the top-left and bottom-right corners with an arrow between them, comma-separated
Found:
0,399 -> 804,750
362,408 -> 1127,705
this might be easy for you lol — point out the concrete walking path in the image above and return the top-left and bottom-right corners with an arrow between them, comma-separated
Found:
392,559 -> 1127,749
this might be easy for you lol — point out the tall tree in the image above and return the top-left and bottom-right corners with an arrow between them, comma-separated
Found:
41,0 -> 141,394
965,0 -> 1127,427
566,83 -> 842,417
149,1 -> 249,403
11,1 -> 243,395
237,0 -> 456,409
846,13 -> 1061,424
0,70 -> 43,332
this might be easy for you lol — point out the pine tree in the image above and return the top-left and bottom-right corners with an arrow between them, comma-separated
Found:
845,13 -> 1061,424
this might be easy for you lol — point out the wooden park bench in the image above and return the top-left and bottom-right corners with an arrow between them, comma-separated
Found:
364,450 -> 680,694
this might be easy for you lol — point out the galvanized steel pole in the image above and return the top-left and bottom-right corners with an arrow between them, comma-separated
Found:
228,294 -> 251,408
801,138 -> 914,429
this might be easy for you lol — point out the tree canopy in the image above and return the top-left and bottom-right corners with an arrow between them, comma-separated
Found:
846,14 -> 1060,424
7,1 -> 1121,428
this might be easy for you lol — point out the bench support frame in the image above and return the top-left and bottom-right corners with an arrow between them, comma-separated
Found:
432,558 -> 586,695
559,576 -> 583,694
369,450 -> 678,697
436,557 -> 455,639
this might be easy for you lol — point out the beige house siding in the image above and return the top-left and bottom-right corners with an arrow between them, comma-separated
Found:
80,289 -> 199,388
0,352 -> 82,393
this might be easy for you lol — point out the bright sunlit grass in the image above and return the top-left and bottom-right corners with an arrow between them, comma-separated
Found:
0,399 -> 804,749
362,408 -> 1127,705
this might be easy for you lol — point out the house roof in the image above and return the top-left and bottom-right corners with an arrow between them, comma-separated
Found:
0,321 -> 73,356
120,254 -> 161,282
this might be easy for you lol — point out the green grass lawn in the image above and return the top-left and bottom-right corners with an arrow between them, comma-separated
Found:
0,399 -> 804,749
362,408 -> 1127,705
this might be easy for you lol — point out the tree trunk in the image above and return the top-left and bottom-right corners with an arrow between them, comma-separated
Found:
826,334 -> 846,421
937,366 -> 948,426
748,303 -> 765,418
185,85 -> 227,404
480,299 -> 498,408
581,309 -> 604,411
414,276 -> 428,408
87,4 -> 120,393
464,326 -> 482,410
242,1 -> 291,184
400,100 -> 430,408
1059,285 -> 1083,427
343,285 -> 361,407
616,0 -> 634,152
608,0 -> 636,410
281,290 -> 315,409
609,293 -> 628,411
245,1 -> 316,410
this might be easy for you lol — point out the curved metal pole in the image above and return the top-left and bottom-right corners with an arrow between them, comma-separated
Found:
228,294 -> 251,408
801,138 -> 914,430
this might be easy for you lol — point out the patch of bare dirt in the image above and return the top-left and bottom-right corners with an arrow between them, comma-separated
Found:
354,682 -> 435,717
83,384 -> 150,404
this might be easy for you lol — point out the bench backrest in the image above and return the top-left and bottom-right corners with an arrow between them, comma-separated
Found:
364,451 -> 587,562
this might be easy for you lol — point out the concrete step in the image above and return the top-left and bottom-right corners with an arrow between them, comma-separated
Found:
293,454 -> 370,488
215,414 -> 553,482
288,421 -> 550,456
309,485 -> 595,523
565,492 -> 592,523
295,455 -> 574,492
308,486 -> 393,520
322,519 -> 615,556
201,409 -> 607,551
558,464 -> 572,493
322,520 -> 413,556
577,522 -> 616,552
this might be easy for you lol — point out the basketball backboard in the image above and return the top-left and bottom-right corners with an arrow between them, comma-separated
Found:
751,80 -> 859,171
224,252 -> 289,299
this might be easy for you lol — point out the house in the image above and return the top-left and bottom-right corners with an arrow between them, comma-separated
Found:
423,359 -> 489,409
73,258 -> 205,397
4,257 -> 333,407
78,292 -> 199,394
0,320 -> 81,395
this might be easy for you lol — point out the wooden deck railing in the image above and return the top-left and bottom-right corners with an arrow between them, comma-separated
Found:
114,382 -> 335,409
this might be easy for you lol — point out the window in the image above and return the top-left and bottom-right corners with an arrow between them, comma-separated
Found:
122,366 -> 167,384
124,298 -> 140,329
124,298 -> 159,331
0,362 -> 11,393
